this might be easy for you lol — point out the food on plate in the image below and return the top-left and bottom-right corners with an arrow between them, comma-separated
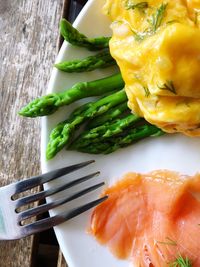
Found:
54,48 -> 116,73
104,0 -> 200,136
19,19 -> 163,159
72,113 -> 142,146
90,170 -> 200,266
60,18 -> 110,50
46,89 -> 127,159
46,86 -> 162,159
87,102 -> 129,129
19,73 -> 124,117
71,124 -> 163,154
70,111 -> 163,152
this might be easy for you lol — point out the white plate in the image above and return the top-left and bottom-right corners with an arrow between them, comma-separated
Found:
41,0 -> 200,266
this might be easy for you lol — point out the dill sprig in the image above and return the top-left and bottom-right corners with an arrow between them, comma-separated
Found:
143,86 -> 150,97
131,29 -> 146,41
166,20 -> 179,25
125,1 -> 149,10
150,3 -> 168,32
194,11 -> 199,25
158,80 -> 177,95
128,2 -> 167,41
169,255 -> 192,267
156,237 -> 177,246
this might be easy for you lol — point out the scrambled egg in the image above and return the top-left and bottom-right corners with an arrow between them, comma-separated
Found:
103,0 -> 200,136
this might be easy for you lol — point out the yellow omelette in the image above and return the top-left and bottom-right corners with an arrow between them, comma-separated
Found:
103,0 -> 200,136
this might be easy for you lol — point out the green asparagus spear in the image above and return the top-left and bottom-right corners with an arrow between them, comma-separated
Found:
70,124 -> 164,154
19,73 -> 124,117
87,101 -> 128,129
72,113 -> 141,149
60,19 -> 111,51
71,142 -> 109,154
46,89 -> 127,159
46,102 -> 91,160
54,49 -> 116,72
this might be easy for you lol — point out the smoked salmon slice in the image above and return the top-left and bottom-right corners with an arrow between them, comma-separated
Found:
89,170 -> 200,266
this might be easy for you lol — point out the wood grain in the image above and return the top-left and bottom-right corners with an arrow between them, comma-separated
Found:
0,0 -> 63,266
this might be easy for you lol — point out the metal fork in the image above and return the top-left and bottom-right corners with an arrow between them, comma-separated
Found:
0,160 -> 107,240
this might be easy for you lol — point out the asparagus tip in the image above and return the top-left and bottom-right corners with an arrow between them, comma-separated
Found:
54,63 -> 61,69
18,108 -> 29,117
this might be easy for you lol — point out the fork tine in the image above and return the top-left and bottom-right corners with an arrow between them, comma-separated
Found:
18,182 -> 105,221
22,196 -> 108,236
15,171 -> 100,208
14,160 -> 95,194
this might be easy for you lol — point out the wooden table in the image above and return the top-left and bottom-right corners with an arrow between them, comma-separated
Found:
0,0 -> 74,266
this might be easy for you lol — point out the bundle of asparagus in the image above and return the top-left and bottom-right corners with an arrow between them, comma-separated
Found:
19,19 -> 164,160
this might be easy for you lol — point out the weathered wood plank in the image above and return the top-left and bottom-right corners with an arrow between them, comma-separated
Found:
0,0 -> 63,266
